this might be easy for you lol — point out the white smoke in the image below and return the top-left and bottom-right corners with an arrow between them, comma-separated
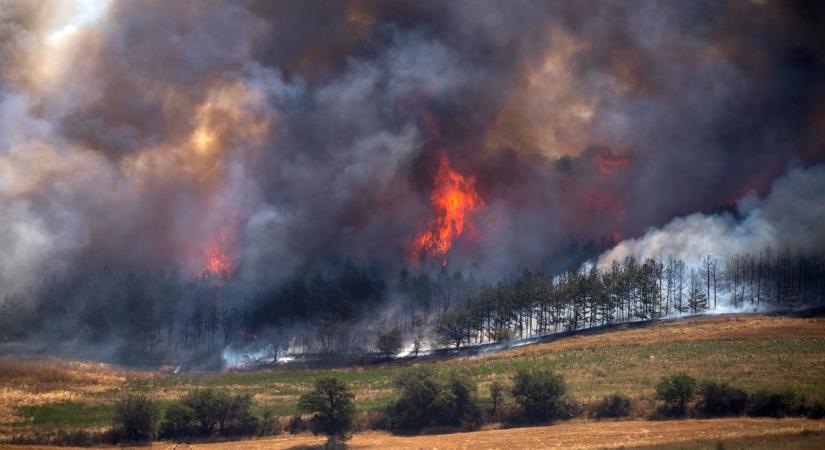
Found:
598,164 -> 825,267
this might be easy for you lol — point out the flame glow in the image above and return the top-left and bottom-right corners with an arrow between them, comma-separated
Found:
410,154 -> 483,264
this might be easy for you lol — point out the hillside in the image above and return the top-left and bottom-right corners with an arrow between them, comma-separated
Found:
1,313 -> 824,448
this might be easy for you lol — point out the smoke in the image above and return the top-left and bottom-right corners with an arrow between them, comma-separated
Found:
1,0 -> 824,299
598,165 -> 825,267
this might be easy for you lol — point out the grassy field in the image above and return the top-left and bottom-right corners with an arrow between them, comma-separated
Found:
1,314 -> 824,446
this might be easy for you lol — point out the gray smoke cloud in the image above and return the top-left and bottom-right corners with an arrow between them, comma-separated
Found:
0,0 -> 824,301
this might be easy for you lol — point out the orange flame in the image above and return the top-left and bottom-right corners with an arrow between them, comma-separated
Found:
202,225 -> 236,278
411,154 -> 484,264
205,245 -> 233,276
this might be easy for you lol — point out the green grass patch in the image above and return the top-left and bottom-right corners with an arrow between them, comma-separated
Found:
15,402 -> 114,429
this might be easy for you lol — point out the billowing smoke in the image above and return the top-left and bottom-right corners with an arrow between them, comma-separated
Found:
597,165 -> 825,268
1,0 -> 824,362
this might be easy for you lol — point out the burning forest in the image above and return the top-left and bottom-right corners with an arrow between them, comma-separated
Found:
1,0 -> 825,370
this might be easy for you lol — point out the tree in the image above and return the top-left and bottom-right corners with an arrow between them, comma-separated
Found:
655,373 -> 696,417
511,368 -> 567,422
489,381 -> 504,418
376,327 -> 403,359
687,269 -> 708,314
113,394 -> 159,442
298,377 -> 356,445
434,309 -> 472,348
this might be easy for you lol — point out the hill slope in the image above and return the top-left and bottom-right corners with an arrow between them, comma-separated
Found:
1,313 -> 824,447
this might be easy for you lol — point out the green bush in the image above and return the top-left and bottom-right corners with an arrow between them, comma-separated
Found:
158,389 -> 259,440
384,368 -> 482,433
159,402 -> 196,439
112,394 -> 159,442
695,382 -> 748,417
592,394 -> 631,419
298,377 -> 356,444
655,373 -> 696,417
432,372 -> 482,429
511,368 -> 567,423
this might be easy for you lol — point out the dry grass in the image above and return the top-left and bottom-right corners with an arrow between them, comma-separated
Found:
1,418 -> 822,449
0,357 -> 149,427
1,313 -> 824,441
481,314 -> 825,360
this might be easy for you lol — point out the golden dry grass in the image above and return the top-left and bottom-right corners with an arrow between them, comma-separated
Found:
0,358 -> 150,427
481,314 -> 825,360
1,418 -> 822,449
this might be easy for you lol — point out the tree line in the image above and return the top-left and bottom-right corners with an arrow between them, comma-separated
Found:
429,249 -> 825,349
0,249 -> 823,366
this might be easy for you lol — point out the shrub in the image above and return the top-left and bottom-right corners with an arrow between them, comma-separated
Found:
159,402 -> 196,439
746,391 -> 799,417
258,411 -> 283,436
695,382 -> 748,417
287,414 -> 306,434
385,368 -> 441,433
489,381 -> 504,418
298,377 -> 356,444
159,389 -> 259,440
432,372 -> 482,430
384,368 -> 482,433
113,394 -> 159,442
592,394 -> 631,419
806,401 -> 825,420
655,373 -> 696,417
511,368 -> 567,423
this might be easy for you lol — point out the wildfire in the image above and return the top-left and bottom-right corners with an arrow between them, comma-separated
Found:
205,245 -> 233,276
202,225 -> 237,278
410,154 -> 484,264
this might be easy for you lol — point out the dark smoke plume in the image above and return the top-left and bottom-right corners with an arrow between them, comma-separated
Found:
1,0 -> 824,362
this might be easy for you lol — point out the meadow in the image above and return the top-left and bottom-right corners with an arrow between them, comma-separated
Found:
2,314 -> 824,447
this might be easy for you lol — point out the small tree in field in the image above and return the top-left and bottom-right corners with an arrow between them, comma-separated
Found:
656,373 -> 696,417
511,368 -> 567,423
113,394 -> 159,442
376,328 -> 403,359
298,377 -> 355,446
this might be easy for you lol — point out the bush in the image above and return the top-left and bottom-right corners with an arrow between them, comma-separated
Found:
746,390 -> 799,418
384,368 -> 482,433
489,381 -> 504,418
806,401 -> 825,420
159,402 -> 196,439
511,368 -> 567,423
298,377 -> 356,444
432,372 -> 482,430
158,389 -> 259,440
113,394 -> 159,442
385,368 -> 441,433
695,382 -> 748,417
592,394 -> 631,419
655,373 -> 696,417
258,411 -> 283,436
287,414 -> 306,434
